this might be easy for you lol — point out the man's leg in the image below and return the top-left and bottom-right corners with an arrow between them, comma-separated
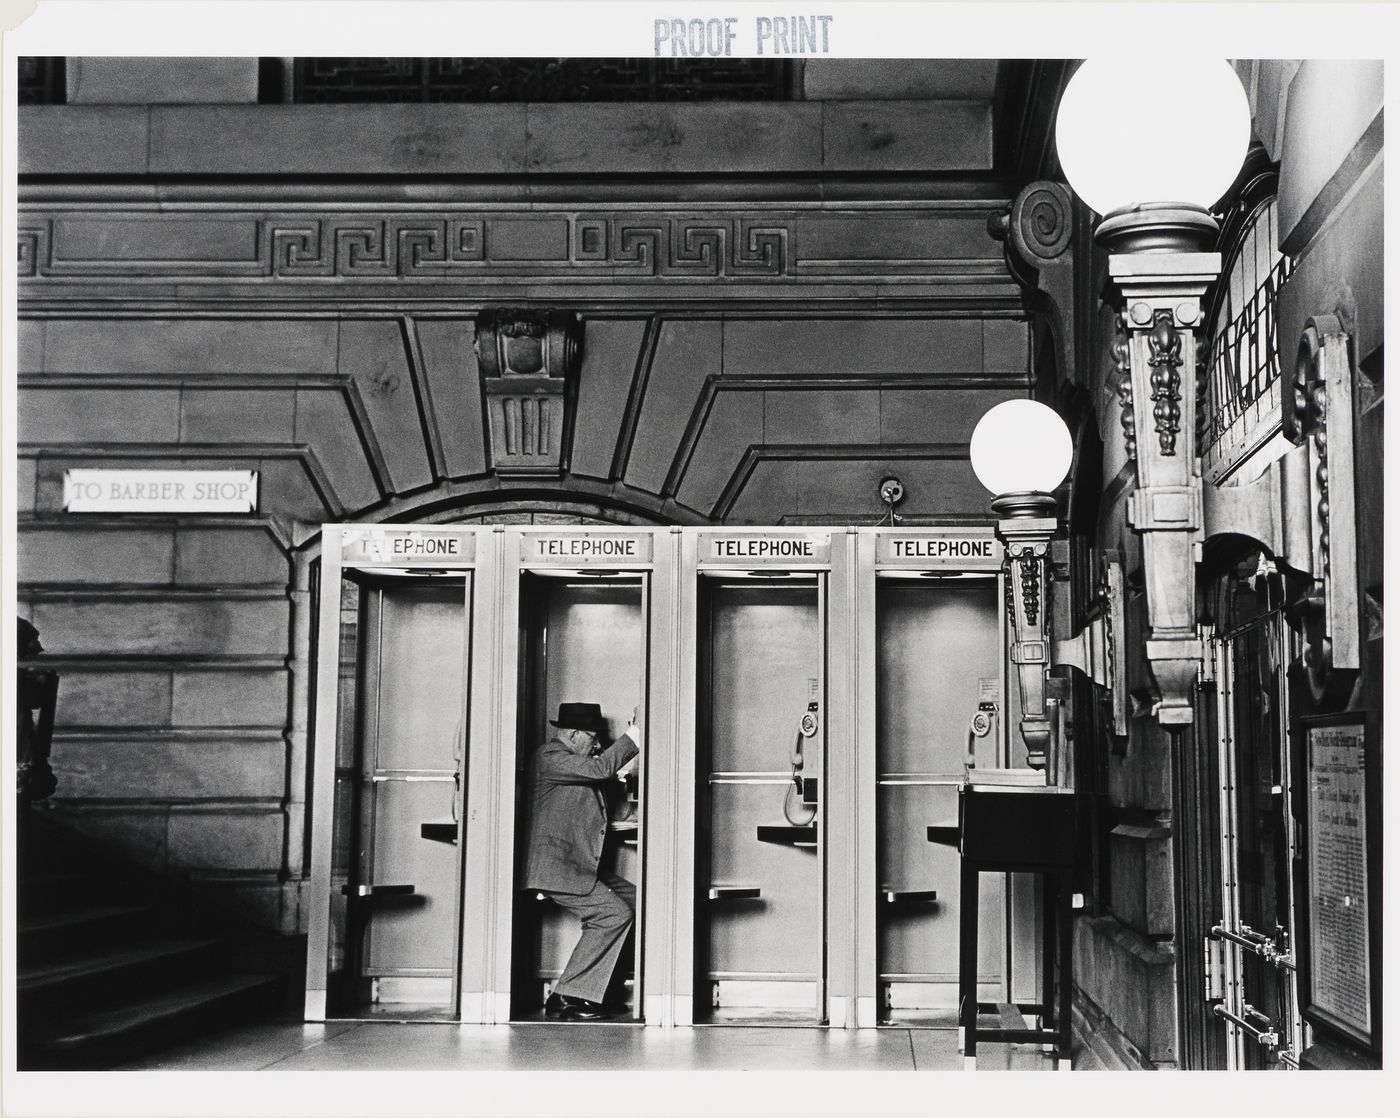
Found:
549,874 -> 635,1004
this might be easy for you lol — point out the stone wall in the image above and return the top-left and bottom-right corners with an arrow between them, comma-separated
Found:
17,74 -> 1033,932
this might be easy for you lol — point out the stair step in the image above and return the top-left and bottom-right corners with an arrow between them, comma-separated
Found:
19,903 -> 156,963
19,939 -> 221,997
38,973 -> 284,1056
21,903 -> 151,937
20,873 -> 93,907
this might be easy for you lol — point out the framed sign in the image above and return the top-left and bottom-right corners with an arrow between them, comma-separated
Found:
1301,712 -> 1377,1050
64,468 -> 258,513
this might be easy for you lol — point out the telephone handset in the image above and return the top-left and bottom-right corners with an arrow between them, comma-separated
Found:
783,679 -> 820,827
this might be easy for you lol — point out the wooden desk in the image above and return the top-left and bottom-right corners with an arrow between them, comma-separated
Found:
929,784 -> 1078,1071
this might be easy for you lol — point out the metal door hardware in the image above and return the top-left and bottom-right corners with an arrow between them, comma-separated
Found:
371,769 -> 457,782
1210,923 -> 1295,970
1212,1002 -> 1280,1051
1203,935 -> 1226,1000
708,886 -> 761,901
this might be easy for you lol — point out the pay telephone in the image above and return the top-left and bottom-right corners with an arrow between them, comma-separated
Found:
610,705 -> 641,824
783,678 -> 820,827
964,701 -> 999,772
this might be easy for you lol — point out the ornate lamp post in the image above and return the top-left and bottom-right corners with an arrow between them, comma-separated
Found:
1054,59 -> 1252,726
970,400 -> 1073,771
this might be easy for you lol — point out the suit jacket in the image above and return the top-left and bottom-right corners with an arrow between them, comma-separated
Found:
524,732 -> 639,895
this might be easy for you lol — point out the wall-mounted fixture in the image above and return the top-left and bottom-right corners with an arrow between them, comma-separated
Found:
878,476 -> 905,524
971,400 -> 1126,771
1054,58 -> 1252,727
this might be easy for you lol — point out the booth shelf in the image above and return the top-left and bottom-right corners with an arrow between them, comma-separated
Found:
419,820 -> 458,844
340,883 -> 415,898
755,824 -> 817,846
707,885 -> 762,901
882,889 -> 939,904
925,825 -> 959,848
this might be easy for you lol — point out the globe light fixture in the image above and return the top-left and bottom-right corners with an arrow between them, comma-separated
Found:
970,399 -> 1074,500
1055,58 -> 1252,253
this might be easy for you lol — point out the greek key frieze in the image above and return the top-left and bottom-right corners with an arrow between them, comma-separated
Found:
17,223 -> 46,278
270,223 -> 333,277
268,218 -> 488,278
606,217 -> 787,277
17,204 -> 1007,292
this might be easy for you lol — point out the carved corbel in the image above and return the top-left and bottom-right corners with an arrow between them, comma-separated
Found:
475,308 -> 583,477
988,181 -> 1076,385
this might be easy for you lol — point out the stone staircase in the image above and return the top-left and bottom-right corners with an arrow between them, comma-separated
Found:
17,811 -> 293,1070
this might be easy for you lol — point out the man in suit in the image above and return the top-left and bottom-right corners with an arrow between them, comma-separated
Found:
525,702 -> 641,1021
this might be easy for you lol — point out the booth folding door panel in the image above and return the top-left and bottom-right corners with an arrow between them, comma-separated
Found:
876,581 -> 1005,1021
701,582 -> 823,1021
360,582 -> 469,1012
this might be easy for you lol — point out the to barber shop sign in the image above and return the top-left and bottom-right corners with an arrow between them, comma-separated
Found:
63,469 -> 259,513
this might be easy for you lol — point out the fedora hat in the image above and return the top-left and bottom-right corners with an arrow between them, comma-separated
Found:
549,702 -> 609,733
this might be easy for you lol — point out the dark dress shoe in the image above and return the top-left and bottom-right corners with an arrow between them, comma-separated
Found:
543,992 -> 569,1019
545,993 -> 611,1021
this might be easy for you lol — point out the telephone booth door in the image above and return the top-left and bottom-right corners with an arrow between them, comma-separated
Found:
862,529 -> 1014,1025
692,531 -> 832,1025
507,530 -> 652,1023
305,526 -> 475,1022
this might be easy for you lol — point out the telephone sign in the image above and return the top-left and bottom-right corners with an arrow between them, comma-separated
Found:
341,527 -> 475,567
702,532 -> 831,565
875,531 -> 1002,569
526,533 -> 654,566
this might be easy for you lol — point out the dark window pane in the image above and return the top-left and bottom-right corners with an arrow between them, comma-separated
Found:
293,57 -> 790,103
18,57 -> 65,105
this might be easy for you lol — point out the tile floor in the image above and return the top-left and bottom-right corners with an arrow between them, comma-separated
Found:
118,1018 -> 1088,1072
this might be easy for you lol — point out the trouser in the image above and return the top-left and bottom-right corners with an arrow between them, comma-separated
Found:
545,870 -> 636,1004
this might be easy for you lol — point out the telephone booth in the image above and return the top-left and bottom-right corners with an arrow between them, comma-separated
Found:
304,526 -> 476,1022
687,529 -> 837,1025
503,529 -> 654,1023
854,527 -> 1028,1026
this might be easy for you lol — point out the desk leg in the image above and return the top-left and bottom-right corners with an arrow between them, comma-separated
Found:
959,861 -> 978,1069
1041,872 -> 1056,1052
1057,868 -> 1073,1071
344,899 -> 370,1010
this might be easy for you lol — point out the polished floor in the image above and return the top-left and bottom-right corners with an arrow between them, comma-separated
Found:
117,1017 -> 1095,1072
